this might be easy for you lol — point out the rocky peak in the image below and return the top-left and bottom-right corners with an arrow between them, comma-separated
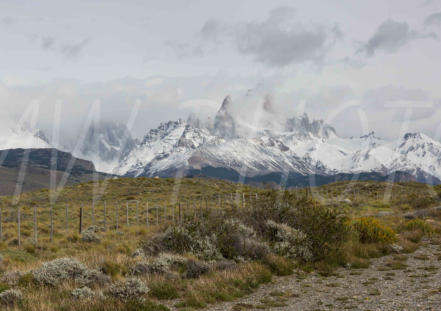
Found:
213,96 -> 236,139
285,113 -> 336,139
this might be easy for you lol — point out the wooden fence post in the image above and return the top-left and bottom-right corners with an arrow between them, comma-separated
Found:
50,205 -> 54,242
34,205 -> 38,246
103,201 -> 107,231
172,202 -> 175,224
136,201 -> 139,225
156,206 -> 159,225
17,206 -> 21,248
92,201 -> 95,226
65,205 -> 68,231
0,207 -> 2,240
115,204 -> 119,230
126,202 -> 129,226
145,202 -> 149,227
79,207 -> 83,234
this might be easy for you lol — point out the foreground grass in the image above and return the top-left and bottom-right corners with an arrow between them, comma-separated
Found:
0,178 -> 440,310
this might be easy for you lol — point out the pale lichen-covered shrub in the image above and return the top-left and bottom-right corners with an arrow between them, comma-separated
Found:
131,253 -> 187,275
217,219 -> 270,260
33,257 -> 88,286
132,248 -> 145,259
266,220 -> 312,262
81,226 -> 101,243
107,278 -> 149,301
77,268 -> 111,288
0,271 -> 23,286
32,257 -> 109,287
0,289 -> 22,306
225,218 -> 256,238
191,234 -> 223,261
72,286 -> 95,300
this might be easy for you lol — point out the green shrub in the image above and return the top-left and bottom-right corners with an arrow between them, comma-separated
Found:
149,280 -> 179,300
352,217 -> 396,244
17,273 -> 37,288
248,191 -> 349,262
0,283 -> 9,293
125,299 -> 169,311
402,219 -> 434,235
101,261 -> 124,279
262,255 -> 295,276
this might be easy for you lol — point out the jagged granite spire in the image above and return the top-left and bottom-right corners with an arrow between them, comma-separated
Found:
213,96 -> 236,139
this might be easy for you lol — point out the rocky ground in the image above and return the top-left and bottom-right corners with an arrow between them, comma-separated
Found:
204,239 -> 441,311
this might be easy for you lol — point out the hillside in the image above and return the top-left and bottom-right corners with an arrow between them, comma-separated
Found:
0,148 -> 110,196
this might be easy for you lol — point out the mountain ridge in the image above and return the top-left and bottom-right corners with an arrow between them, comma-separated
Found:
2,95 -> 441,186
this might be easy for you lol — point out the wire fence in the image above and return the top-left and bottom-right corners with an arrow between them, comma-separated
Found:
0,185 -> 424,248
0,192 -> 264,248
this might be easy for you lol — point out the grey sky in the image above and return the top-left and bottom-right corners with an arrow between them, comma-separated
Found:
1,0 -> 441,140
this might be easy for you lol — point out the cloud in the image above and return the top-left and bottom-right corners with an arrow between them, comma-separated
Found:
424,12 -> 441,27
167,7 -> 341,67
362,85 -> 436,121
235,7 -> 341,66
363,85 -> 429,103
60,38 -> 90,59
200,19 -> 227,42
41,36 -> 56,50
36,35 -> 90,59
359,19 -> 437,57
1,16 -> 14,25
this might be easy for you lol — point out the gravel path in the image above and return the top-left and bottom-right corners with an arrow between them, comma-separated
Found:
205,240 -> 441,311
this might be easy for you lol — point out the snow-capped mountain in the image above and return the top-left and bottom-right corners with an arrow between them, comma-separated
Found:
2,96 -> 441,186
55,121 -> 137,173
114,96 -> 441,185
0,127 -> 51,150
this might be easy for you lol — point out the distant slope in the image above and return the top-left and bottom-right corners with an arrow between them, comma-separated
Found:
0,148 -> 110,195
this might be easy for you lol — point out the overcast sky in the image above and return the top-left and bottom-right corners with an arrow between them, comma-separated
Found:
1,0 -> 441,140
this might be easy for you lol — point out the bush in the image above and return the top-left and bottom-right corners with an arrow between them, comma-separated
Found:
148,280 -> 179,300
141,227 -> 193,256
130,253 -> 187,276
107,278 -> 149,301
185,259 -> 210,279
32,257 -> 109,287
72,286 -> 95,300
0,283 -> 9,293
17,272 -> 37,288
101,261 -> 125,279
0,271 -> 23,286
265,220 -> 312,262
402,219 -> 434,235
248,192 -> 349,262
125,299 -> 170,311
81,227 -> 101,243
352,217 -> 396,244
216,219 -> 270,260
263,255 -> 295,276
33,257 -> 87,286
0,289 -> 22,306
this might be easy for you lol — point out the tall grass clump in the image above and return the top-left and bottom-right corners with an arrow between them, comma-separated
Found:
402,219 -> 434,235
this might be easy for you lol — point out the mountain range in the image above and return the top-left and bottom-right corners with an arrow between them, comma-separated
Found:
1,95 -> 441,189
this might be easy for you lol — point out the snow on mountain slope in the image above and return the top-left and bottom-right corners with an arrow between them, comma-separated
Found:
116,96 -> 441,184
388,133 -> 441,181
77,121 -> 136,173
0,127 -> 51,150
